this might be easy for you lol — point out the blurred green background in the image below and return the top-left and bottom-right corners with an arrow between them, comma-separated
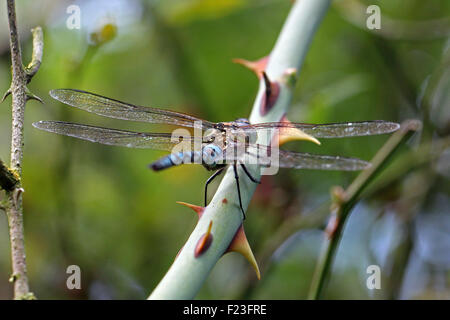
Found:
0,0 -> 449,299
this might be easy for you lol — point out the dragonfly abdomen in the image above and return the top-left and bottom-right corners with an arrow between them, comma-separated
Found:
150,151 -> 202,171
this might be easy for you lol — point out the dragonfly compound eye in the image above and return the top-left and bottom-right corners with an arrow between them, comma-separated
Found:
202,144 -> 223,165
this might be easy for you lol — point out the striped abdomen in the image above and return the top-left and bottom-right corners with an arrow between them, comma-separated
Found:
150,151 -> 202,171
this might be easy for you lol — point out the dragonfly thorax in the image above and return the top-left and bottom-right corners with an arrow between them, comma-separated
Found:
228,118 -> 257,145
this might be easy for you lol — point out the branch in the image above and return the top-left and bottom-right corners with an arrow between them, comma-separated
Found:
2,0 -> 43,300
149,0 -> 332,300
307,120 -> 422,300
0,158 -> 19,191
25,27 -> 44,83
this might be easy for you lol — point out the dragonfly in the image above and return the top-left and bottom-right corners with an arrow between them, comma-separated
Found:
33,89 -> 400,218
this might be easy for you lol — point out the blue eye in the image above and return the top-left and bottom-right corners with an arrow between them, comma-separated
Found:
210,145 -> 222,157
203,144 -> 223,165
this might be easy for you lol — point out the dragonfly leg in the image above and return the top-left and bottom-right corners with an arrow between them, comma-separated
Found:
204,168 -> 225,207
233,163 -> 246,220
240,163 -> 261,184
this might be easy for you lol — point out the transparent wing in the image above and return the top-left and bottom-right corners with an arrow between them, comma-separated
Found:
33,121 -> 202,151
232,120 -> 399,138
276,149 -> 370,170
49,89 -> 216,129
223,142 -> 370,171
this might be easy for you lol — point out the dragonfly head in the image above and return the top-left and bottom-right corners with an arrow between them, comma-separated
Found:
203,128 -> 226,147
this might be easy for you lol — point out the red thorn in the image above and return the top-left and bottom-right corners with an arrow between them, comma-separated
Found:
233,56 -> 269,79
194,221 -> 213,258
226,225 -> 260,279
222,198 -> 228,204
260,72 -> 280,116
325,214 -> 339,240
176,201 -> 205,219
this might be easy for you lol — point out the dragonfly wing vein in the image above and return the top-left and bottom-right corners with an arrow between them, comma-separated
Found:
32,121 -> 201,151
233,120 -> 400,138
227,142 -> 370,171
49,89 -> 216,129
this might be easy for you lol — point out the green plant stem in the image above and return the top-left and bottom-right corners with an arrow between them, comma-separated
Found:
149,0 -> 331,300
307,120 -> 421,300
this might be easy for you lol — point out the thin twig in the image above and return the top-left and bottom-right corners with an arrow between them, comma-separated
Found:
307,120 -> 422,300
2,0 -> 43,300
25,27 -> 44,82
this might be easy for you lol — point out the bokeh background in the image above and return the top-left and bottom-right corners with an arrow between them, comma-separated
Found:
0,0 -> 449,299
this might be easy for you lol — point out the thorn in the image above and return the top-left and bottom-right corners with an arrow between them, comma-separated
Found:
325,214 -> 339,240
176,201 -> 205,219
330,186 -> 346,206
26,92 -> 43,103
194,221 -> 213,258
14,187 -> 24,203
275,115 -> 321,146
260,72 -> 280,116
25,86 -> 43,103
233,56 -> 269,79
1,88 -> 12,102
225,225 -> 260,280
326,186 -> 346,239
262,72 -> 272,102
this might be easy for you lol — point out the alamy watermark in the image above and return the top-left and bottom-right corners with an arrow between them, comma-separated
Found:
66,5 -> 81,30
66,265 -> 81,290
366,265 -> 381,290
366,5 -> 381,30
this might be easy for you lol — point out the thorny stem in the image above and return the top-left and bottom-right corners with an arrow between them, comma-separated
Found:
0,159 -> 19,191
1,0 -> 43,300
307,120 -> 422,300
149,0 -> 331,299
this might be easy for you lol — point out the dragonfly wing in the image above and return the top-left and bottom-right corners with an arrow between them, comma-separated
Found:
49,89 -> 216,129
275,149 -> 370,171
224,142 -> 370,171
233,120 -> 400,138
33,121 -> 201,151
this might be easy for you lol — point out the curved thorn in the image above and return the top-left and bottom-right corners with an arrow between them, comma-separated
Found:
1,88 -> 12,103
26,92 -> 43,103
